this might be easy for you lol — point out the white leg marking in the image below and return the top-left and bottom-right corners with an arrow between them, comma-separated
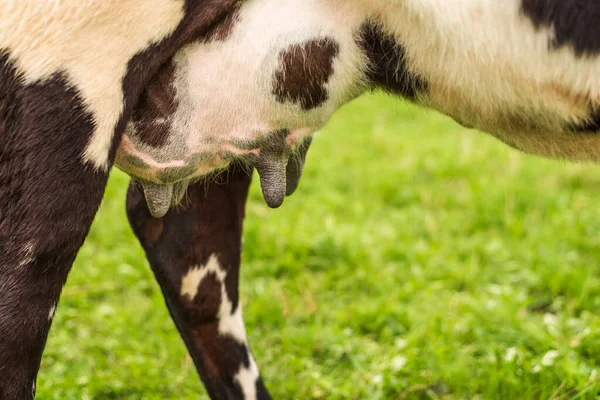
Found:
181,254 -> 261,397
18,241 -> 35,268
48,303 -> 56,321
219,298 -> 249,345
181,254 -> 226,301
180,254 -> 249,343
181,266 -> 204,301
234,355 -> 260,400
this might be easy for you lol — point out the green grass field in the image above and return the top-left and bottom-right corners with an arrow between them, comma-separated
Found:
38,94 -> 600,399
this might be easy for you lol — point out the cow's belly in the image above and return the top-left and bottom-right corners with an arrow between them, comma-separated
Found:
381,0 -> 600,160
418,81 -> 600,160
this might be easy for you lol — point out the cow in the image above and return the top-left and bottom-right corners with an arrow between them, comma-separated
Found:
2,0 -> 600,400
117,0 -> 600,398
0,1 -> 248,398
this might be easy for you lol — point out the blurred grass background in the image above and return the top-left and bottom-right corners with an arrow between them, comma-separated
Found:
38,94 -> 600,399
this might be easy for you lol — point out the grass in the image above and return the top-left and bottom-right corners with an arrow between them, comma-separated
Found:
38,94 -> 600,399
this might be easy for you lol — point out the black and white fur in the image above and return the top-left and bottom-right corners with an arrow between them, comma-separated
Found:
2,0 -> 600,399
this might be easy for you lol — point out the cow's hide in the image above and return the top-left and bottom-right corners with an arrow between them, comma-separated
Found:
117,0 -> 600,204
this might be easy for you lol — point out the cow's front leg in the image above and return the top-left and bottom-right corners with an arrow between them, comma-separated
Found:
0,67 -> 112,397
0,170 -> 106,400
126,166 -> 270,400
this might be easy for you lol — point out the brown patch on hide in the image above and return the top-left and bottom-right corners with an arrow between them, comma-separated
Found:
126,166 -> 252,336
124,2 -> 241,152
190,323 -> 250,397
357,22 -> 428,100
273,38 -> 340,110
204,7 -> 241,42
111,0 -> 240,160
571,107 -> 600,132
130,61 -> 178,148
192,273 -> 223,319
145,219 -> 164,247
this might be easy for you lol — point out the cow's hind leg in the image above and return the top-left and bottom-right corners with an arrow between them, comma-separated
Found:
126,166 -> 270,400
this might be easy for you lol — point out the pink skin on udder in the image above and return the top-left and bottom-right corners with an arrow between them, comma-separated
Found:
117,124 -> 313,183
119,136 -> 188,169
116,135 -> 268,184
286,129 -> 313,148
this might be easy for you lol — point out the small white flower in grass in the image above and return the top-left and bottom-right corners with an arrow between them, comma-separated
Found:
504,347 -> 518,363
543,313 -> 558,327
372,374 -> 383,385
97,304 -> 115,316
541,350 -> 559,367
391,355 -> 407,371
543,313 -> 560,337
488,284 -> 510,296
570,327 -> 591,348
76,375 -> 89,385
488,285 -> 502,295
454,320 -> 469,334
567,317 -> 582,328
589,369 -> 597,382
395,338 -> 407,349
532,364 -> 541,373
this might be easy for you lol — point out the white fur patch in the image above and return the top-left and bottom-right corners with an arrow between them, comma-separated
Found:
0,0 -> 185,169
234,355 -> 260,400
48,303 -> 56,321
18,241 -> 35,268
180,254 -> 250,344
219,295 -> 249,344
181,255 -> 226,301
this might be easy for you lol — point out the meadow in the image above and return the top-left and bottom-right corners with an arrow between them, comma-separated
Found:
38,94 -> 600,399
